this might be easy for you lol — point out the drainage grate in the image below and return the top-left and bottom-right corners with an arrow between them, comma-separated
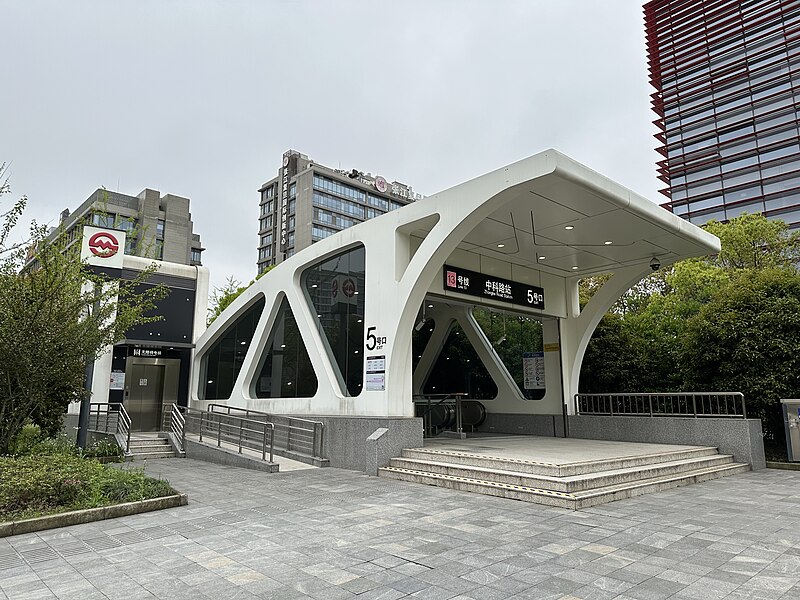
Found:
52,542 -> 93,557
208,512 -> 248,524
113,531 -> 150,545
0,551 -> 24,570
83,536 -> 123,551
136,526 -> 175,539
19,546 -> 60,563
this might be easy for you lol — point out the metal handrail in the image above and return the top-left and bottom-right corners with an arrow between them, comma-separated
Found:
413,393 -> 467,437
87,402 -> 131,453
118,403 -> 131,453
169,405 -> 186,452
207,404 -> 325,461
183,406 -> 275,462
575,392 -> 747,419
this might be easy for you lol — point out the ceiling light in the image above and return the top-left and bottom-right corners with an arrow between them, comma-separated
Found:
311,284 -> 318,288
281,344 -> 286,348
427,304 -> 433,308
572,266 -> 579,270
604,240 -> 613,245
538,256 -> 546,260
565,225 -> 574,230
497,244 -> 505,248
240,341 -> 246,345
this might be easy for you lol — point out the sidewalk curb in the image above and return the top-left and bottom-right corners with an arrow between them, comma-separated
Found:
0,493 -> 188,538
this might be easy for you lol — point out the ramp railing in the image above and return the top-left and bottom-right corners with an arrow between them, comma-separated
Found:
208,404 -> 325,462
171,405 -> 275,462
575,392 -> 747,419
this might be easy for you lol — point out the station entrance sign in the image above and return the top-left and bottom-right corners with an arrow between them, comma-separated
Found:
443,265 -> 544,310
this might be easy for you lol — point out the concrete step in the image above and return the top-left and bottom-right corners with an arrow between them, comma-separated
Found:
387,453 -> 736,492
378,462 -> 750,510
400,446 -> 720,477
128,450 -> 176,460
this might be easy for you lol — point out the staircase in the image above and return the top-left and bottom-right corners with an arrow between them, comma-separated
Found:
127,436 -> 176,460
379,446 -> 749,510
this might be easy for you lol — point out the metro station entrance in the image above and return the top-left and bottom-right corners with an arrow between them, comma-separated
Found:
411,296 -> 564,438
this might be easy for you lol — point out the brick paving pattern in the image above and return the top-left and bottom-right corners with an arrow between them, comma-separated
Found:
2,458 -> 800,599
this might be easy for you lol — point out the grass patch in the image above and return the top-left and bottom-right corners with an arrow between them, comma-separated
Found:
1,426 -> 177,522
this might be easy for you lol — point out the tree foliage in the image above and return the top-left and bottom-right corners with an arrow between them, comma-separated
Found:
207,267 -> 273,325
0,167 -> 165,454
580,213 -> 800,447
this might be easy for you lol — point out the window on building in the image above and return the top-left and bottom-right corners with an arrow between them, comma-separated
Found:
252,296 -> 318,398
153,240 -> 163,260
201,297 -> 266,400
91,212 -> 116,228
260,215 -> 272,231
190,249 -> 202,264
303,245 -> 365,396
156,219 -> 165,240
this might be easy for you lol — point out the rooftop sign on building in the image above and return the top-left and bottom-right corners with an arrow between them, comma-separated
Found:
80,225 -> 126,269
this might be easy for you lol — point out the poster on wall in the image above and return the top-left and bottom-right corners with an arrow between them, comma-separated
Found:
523,352 -> 545,390
109,371 -> 125,390
365,354 -> 386,391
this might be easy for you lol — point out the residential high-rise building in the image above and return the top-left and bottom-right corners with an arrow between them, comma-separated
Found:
645,0 -> 800,230
257,150 -> 422,273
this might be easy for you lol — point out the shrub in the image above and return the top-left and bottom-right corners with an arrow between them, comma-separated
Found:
10,424 -> 43,455
0,453 -> 177,521
83,439 -> 124,460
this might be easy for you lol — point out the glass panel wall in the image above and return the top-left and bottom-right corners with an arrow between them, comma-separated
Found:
303,245 -> 366,396
252,297 -> 317,398
201,297 -> 265,400
422,321 -> 497,400
473,309 -> 545,400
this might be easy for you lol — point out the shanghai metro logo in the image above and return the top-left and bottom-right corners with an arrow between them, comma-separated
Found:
88,232 -> 120,258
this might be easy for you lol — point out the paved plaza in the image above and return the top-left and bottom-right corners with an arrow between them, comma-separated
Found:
2,459 -> 800,600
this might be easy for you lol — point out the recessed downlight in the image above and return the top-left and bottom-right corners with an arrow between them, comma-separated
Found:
538,256 -> 546,260
565,225 -> 574,230
572,266 -> 579,270
604,240 -> 613,245
497,243 -> 505,248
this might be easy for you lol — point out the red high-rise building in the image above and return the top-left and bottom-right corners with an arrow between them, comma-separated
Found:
645,0 -> 800,230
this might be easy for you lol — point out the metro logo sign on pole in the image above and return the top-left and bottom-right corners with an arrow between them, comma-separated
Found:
81,226 -> 126,269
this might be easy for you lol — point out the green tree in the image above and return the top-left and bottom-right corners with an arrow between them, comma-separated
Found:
0,167 -> 165,454
207,267 -> 274,325
683,268 -> 800,444
704,212 -> 800,271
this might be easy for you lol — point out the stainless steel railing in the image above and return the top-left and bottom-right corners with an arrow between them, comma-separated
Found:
575,392 -> 747,419
208,404 -> 325,461
87,402 -> 131,452
171,405 -> 275,462
168,404 -> 186,452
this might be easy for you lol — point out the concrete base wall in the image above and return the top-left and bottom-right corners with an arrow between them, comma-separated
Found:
312,416 -> 423,472
569,416 -> 766,470
477,413 -> 567,438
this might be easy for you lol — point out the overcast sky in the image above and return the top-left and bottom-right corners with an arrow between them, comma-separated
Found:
1,0 -> 658,292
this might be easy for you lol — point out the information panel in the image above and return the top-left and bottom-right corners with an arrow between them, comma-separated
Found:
443,265 -> 545,310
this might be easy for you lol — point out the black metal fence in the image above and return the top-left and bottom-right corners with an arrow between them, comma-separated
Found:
575,392 -> 747,418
